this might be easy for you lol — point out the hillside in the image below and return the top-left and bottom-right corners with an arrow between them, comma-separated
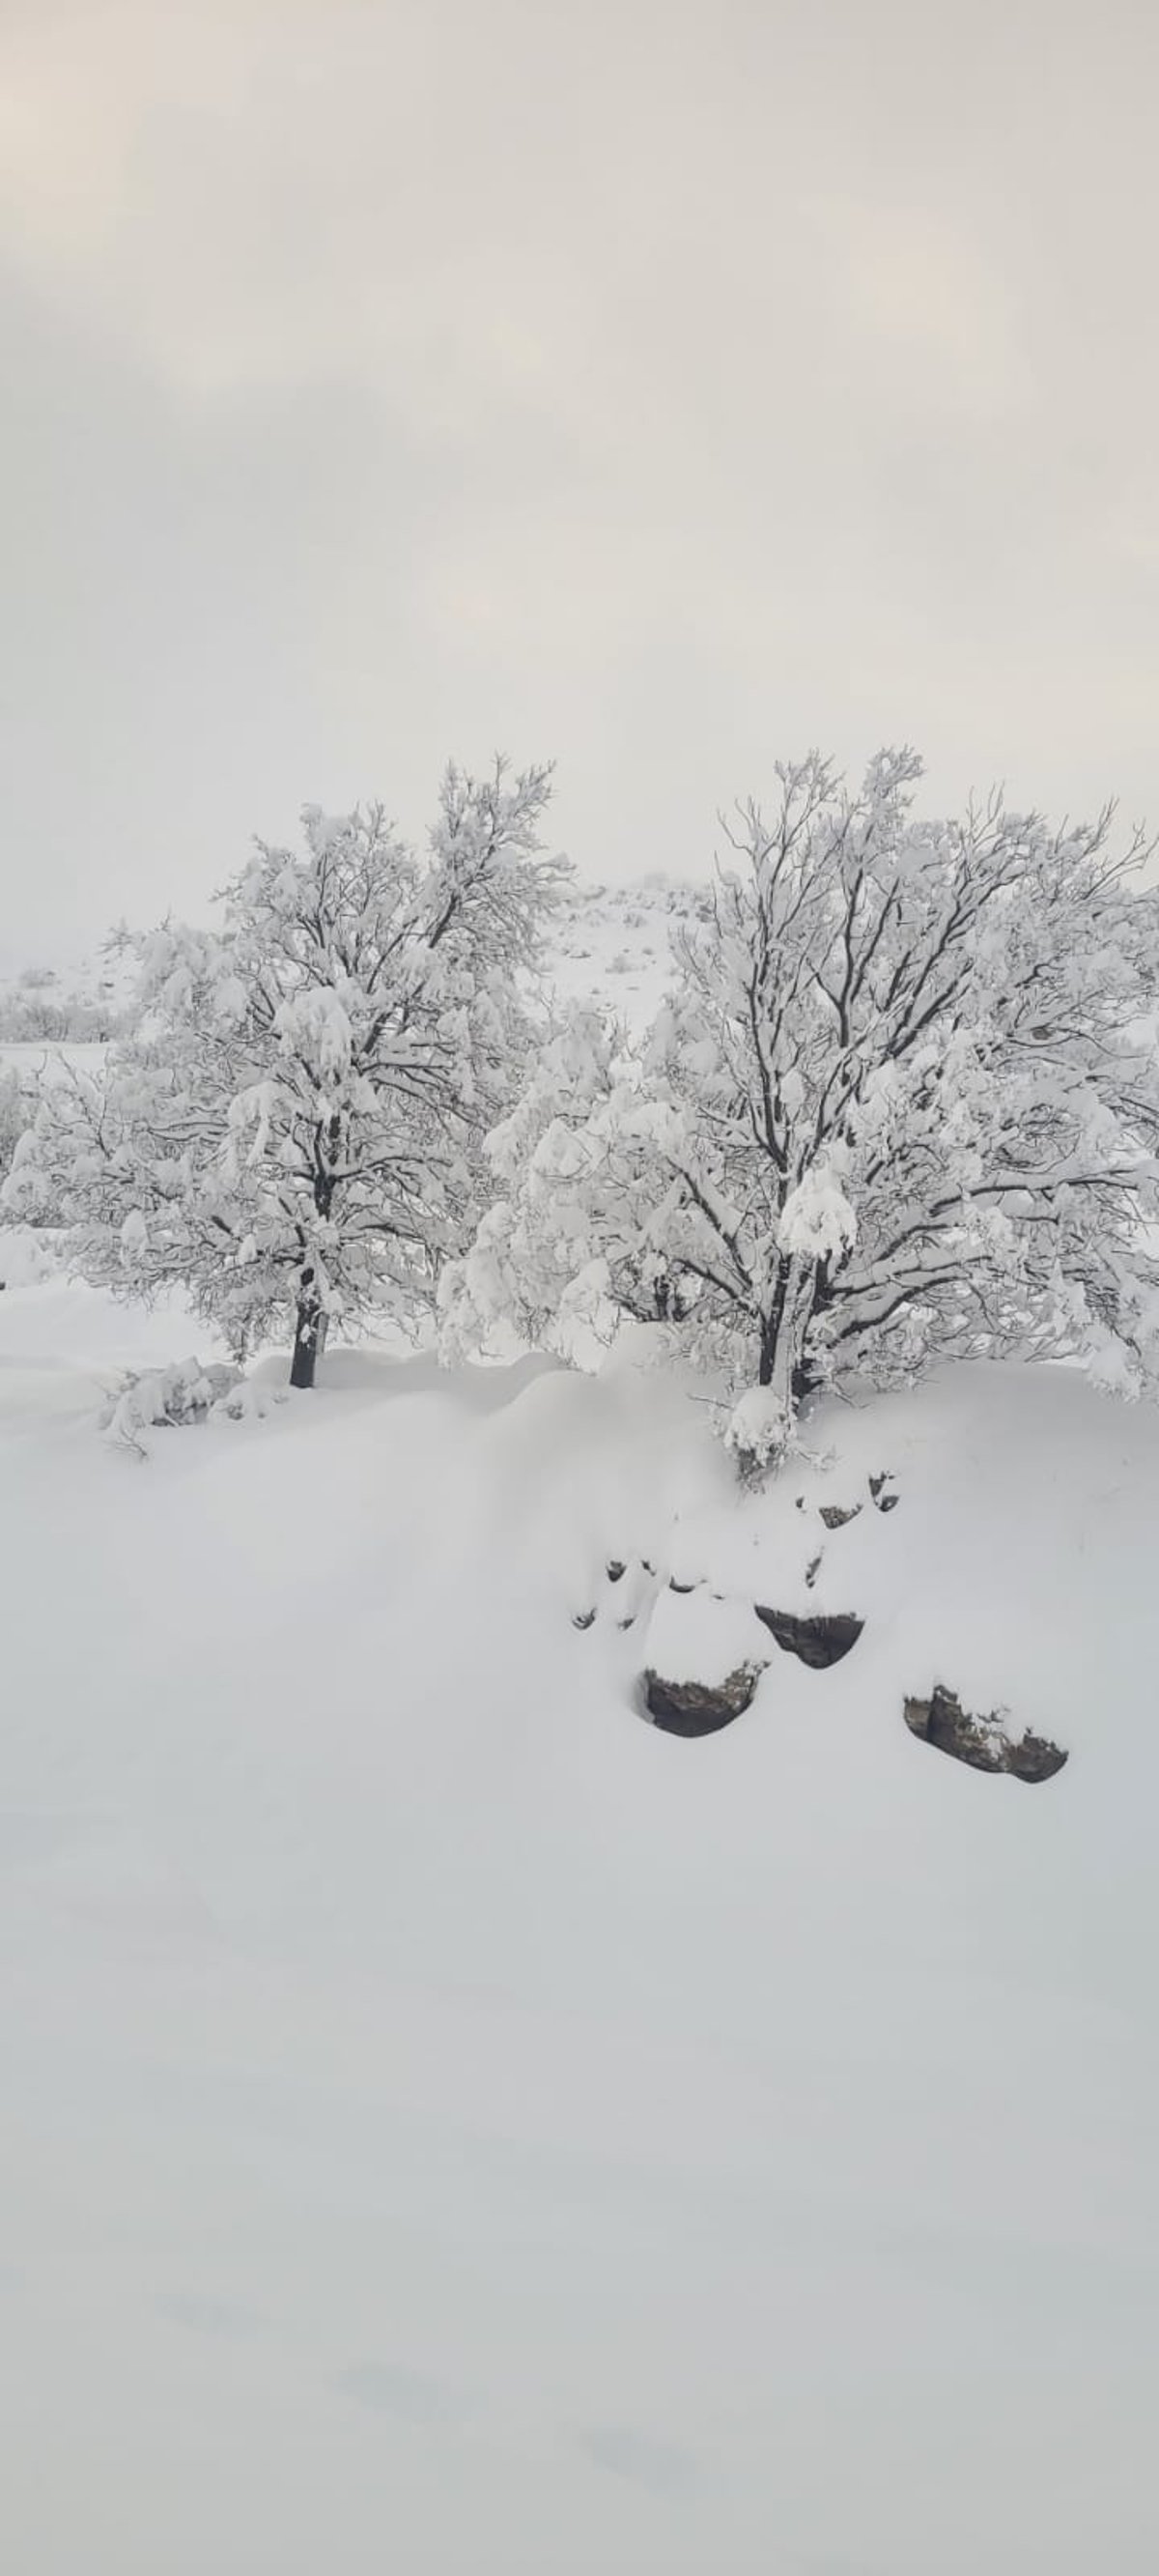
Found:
547,871 -> 708,1027
1,1229 -> 1157,2569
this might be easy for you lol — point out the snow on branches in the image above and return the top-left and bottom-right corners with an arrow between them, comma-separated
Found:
450,750 -> 1159,1463
438,1003 -> 690,1363
3,760 -> 561,1384
9,743 -> 1159,1464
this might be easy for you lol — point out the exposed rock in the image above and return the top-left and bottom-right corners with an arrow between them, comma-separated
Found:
869,1474 -> 899,1513
805,1554 -> 823,1591
753,1605 -> 864,1668
903,1685 -> 1068,1785
668,1578 -> 698,1595
820,1502 -> 862,1531
572,1609 -> 596,1631
1007,1732 -> 1069,1785
643,1661 -> 765,1738
606,1560 -> 627,1584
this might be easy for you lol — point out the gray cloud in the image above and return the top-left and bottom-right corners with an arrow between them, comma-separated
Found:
3,0 -> 1158,959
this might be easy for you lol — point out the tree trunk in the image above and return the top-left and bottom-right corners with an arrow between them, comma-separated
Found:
757,1261 -> 791,1387
291,1276 -> 322,1389
754,1257 -> 814,1450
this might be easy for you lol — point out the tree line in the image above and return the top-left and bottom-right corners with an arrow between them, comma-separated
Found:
7,749 -> 1159,1466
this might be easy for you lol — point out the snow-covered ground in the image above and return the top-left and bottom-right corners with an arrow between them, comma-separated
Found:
2,1250 -> 1158,2573
547,873 -> 707,1030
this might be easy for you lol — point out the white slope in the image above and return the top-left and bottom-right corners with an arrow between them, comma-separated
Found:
1,1266 -> 1157,2575
548,873 -> 706,1021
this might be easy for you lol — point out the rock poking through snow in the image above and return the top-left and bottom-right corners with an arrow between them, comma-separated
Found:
903,1684 -> 1068,1784
642,1662 -> 766,1737
753,1606 -> 864,1669
640,1584 -> 771,1736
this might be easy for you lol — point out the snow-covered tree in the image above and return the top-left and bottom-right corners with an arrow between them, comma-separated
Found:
453,751 -> 1159,1465
438,1002 -> 690,1363
4,760 -> 560,1384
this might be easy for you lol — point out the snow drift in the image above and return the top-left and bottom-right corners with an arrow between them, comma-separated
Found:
1,1270 -> 1158,2574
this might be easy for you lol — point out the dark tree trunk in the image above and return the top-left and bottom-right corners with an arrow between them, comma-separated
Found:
291,1275 -> 322,1389
757,1255 -> 789,1387
291,1155 -> 337,1388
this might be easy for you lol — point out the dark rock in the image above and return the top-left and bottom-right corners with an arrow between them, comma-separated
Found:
572,1609 -> 596,1631
869,1474 -> 899,1512
903,1685 -> 1067,1785
1004,1732 -> 1069,1785
819,1502 -> 862,1530
643,1662 -> 765,1738
805,1554 -> 823,1591
753,1606 -> 864,1668
606,1560 -> 627,1584
668,1578 -> 698,1595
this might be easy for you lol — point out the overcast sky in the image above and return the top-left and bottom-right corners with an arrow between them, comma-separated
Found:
3,0 -> 1159,958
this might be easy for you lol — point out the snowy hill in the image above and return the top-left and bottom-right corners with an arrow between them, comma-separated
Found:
0,947 -> 133,1045
547,871 -> 709,1030
2,1248 -> 1158,2571
0,869 -> 703,1048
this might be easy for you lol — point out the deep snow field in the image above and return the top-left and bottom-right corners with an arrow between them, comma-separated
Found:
2,1245 -> 1159,2575
3,879 -> 1159,2573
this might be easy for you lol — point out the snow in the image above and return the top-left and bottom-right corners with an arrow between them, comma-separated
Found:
548,874 -> 705,1033
641,1579 -> 769,1688
2,1253 -> 1159,2572
0,1040 -> 110,1082
778,1161 -> 858,1259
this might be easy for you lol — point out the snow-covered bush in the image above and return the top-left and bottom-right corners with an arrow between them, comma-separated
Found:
454,750 -> 1159,1465
98,1357 -> 273,1452
0,1224 -> 56,1290
0,966 -> 124,1045
0,1062 -> 34,1183
5,761 -> 561,1385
